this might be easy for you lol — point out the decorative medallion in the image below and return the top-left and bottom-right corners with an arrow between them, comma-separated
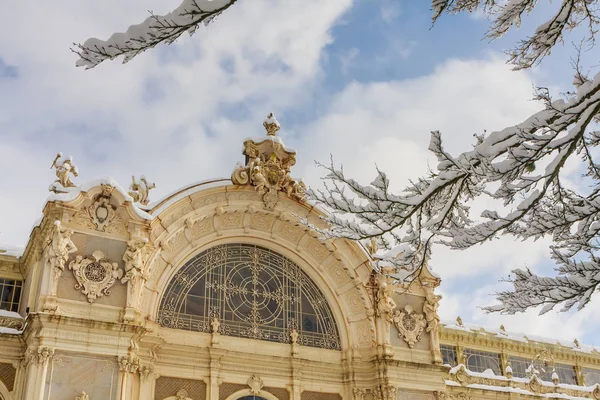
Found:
231,113 -> 306,210
88,196 -> 116,231
247,374 -> 264,395
392,305 -> 427,348
68,250 -> 123,303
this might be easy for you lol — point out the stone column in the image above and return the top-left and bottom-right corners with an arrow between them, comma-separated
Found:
139,366 -> 156,399
22,347 -> 54,400
117,355 -> 140,400
208,359 -> 220,400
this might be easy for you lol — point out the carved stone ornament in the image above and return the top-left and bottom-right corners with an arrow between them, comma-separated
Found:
129,175 -> 155,206
0,314 -> 24,330
118,355 -> 140,374
49,152 -> 79,192
392,305 -> 426,348
231,113 -> 306,210
68,250 -> 123,303
176,389 -> 190,400
75,391 -> 89,400
88,195 -> 116,231
247,374 -> 264,395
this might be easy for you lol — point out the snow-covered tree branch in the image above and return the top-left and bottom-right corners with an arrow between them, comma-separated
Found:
312,0 -> 600,315
73,0 -> 238,69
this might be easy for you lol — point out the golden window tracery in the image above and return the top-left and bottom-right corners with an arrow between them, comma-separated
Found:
158,243 -> 341,350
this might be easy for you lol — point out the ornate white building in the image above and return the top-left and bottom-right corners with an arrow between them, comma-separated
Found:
0,116 -> 599,400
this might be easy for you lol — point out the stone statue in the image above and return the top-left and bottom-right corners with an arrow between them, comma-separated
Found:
128,175 -> 155,206
176,389 -> 189,400
376,274 -> 396,318
121,239 -> 151,314
424,287 -> 443,364
290,329 -> 299,344
122,239 -> 148,283
423,289 -> 441,333
46,221 -> 77,293
211,317 -> 220,334
50,152 -> 78,191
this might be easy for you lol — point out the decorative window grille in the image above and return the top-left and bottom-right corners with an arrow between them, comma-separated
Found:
158,243 -> 341,350
237,397 -> 268,400
464,349 -> 502,375
0,279 -> 21,312
583,368 -> 600,386
440,344 -> 458,366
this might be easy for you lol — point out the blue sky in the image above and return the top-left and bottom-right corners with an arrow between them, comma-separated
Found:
1,0 -> 599,345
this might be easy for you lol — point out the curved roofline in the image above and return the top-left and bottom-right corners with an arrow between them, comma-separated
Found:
147,178 -> 231,215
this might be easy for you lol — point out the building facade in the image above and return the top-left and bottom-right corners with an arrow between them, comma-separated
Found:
0,117 -> 599,400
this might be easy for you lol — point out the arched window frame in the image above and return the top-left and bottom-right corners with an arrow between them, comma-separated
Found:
157,243 -> 342,350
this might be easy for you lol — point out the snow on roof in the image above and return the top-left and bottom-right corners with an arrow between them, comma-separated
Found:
442,320 -> 600,354
149,178 -> 231,216
0,243 -> 24,258
46,177 -> 152,220
447,365 -> 600,395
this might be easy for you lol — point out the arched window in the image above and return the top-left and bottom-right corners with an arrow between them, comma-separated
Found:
158,243 -> 341,350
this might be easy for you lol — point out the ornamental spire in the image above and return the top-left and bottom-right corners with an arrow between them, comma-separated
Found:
263,112 -> 280,136
231,113 -> 305,210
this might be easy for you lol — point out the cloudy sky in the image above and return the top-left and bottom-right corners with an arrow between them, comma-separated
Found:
1,0 -> 599,345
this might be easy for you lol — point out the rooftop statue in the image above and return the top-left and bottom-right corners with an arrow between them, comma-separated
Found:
129,175 -> 155,206
231,113 -> 306,210
49,152 -> 79,192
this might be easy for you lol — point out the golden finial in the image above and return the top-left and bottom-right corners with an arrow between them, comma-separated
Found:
263,113 -> 280,136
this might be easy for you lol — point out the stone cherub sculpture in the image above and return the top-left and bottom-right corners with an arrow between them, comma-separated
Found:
128,175 -> 155,206
50,152 -> 79,191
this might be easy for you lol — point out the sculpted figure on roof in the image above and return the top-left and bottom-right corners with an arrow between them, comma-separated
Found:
128,175 -> 155,206
50,152 -> 79,192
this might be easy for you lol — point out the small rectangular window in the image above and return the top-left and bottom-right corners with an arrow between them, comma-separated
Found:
583,368 -> 600,386
440,344 -> 457,366
508,356 -> 531,378
0,279 -> 22,313
555,364 -> 577,385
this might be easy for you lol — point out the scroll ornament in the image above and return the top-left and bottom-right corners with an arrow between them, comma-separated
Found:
231,113 -> 306,210
392,305 -> 427,348
69,250 -> 123,303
